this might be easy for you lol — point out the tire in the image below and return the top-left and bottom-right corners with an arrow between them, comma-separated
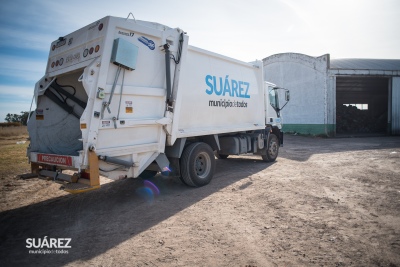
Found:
179,176 -> 188,185
139,170 -> 158,179
261,133 -> 279,162
180,142 -> 215,187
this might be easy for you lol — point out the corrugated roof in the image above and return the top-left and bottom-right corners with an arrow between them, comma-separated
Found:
330,58 -> 400,71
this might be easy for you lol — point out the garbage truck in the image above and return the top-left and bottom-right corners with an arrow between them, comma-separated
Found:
26,15 -> 289,193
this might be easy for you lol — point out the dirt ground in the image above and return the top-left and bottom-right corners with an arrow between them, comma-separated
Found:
0,135 -> 400,267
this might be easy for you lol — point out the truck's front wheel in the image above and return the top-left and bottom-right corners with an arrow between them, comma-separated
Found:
180,142 -> 215,187
262,133 -> 279,162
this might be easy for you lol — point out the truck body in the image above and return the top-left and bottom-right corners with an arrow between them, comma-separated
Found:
27,16 -> 288,192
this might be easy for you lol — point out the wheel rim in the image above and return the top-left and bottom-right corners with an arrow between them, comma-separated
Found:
268,139 -> 278,158
195,152 -> 211,179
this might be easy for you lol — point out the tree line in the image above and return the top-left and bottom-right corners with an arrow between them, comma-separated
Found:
4,111 -> 30,126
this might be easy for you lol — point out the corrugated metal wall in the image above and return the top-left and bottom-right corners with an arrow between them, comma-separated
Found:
392,77 -> 400,135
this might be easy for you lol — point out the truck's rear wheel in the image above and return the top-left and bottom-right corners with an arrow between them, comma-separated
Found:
262,133 -> 279,162
180,142 -> 215,187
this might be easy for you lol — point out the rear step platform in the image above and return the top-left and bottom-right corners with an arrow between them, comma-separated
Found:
26,151 -> 101,194
39,170 -> 79,183
35,170 -> 100,194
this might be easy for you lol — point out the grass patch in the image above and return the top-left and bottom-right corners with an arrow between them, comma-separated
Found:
0,128 -> 30,177
0,126 -> 28,138
0,142 -> 31,178
0,127 -> 28,147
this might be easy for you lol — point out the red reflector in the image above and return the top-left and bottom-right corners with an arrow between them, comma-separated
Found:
89,47 -> 94,55
98,23 -> 103,31
52,44 -> 56,51
95,45 -> 100,53
51,62 -> 55,68
56,60 -> 59,66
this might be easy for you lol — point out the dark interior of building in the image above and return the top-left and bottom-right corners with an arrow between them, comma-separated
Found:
336,76 -> 389,134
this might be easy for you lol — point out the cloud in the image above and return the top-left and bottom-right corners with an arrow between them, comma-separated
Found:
0,0 -> 88,53
0,85 -> 34,99
0,28 -> 55,52
0,55 -> 46,84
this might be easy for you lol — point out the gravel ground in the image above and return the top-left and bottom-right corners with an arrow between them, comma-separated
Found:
0,135 -> 400,267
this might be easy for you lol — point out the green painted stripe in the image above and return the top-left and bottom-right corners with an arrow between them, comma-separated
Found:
282,124 -> 335,136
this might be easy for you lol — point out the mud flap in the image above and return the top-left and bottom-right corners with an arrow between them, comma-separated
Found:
155,153 -> 170,173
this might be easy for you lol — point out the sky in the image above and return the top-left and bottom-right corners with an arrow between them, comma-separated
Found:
0,0 -> 399,122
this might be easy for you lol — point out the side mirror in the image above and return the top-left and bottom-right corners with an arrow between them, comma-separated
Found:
285,91 -> 290,102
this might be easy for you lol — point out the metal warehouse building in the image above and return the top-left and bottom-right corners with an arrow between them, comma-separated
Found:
263,53 -> 400,136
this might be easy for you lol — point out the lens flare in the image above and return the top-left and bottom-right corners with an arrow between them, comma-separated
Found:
144,180 -> 160,195
136,180 -> 160,203
162,166 -> 171,172
161,166 -> 172,176
136,187 -> 154,202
